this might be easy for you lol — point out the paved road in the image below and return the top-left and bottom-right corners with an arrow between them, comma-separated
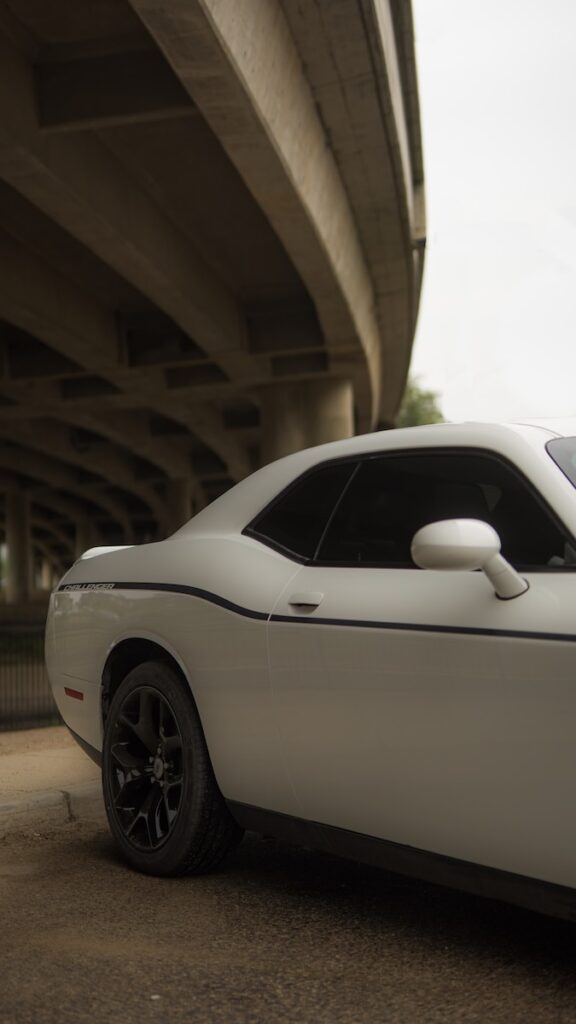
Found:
1,817 -> 576,1024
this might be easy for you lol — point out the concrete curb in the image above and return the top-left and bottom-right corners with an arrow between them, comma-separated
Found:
0,781 -> 103,837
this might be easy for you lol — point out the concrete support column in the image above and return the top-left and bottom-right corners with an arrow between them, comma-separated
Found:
6,489 -> 31,605
259,379 -> 354,466
165,478 -> 192,535
40,558 -> 54,591
75,518 -> 94,560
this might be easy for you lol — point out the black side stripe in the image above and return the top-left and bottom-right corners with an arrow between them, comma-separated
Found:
270,614 -> 576,643
57,580 -> 576,644
59,580 -> 268,621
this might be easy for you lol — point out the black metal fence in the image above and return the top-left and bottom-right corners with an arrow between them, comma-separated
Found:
0,625 -> 61,731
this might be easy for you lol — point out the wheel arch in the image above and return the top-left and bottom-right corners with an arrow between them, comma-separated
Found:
101,636 -> 192,727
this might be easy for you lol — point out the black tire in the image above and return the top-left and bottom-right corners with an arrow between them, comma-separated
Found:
102,660 -> 242,876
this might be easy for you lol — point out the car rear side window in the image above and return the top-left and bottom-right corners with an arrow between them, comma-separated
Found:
245,462 -> 356,560
547,437 -> 576,489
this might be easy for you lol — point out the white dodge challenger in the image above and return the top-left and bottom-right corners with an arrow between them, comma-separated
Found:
46,420 -> 576,919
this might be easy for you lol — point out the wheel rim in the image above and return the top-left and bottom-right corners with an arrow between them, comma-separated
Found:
107,685 -> 184,851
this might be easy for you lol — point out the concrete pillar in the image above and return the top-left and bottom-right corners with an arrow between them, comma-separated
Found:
75,518 -> 94,559
259,379 -> 354,466
6,489 -> 31,605
40,558 -> 55,591
165,478 -> 192,535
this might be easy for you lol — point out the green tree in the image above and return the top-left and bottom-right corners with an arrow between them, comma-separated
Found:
396,376 -> 444,428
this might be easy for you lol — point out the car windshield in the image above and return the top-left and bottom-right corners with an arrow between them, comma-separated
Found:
547,436 -> 576,489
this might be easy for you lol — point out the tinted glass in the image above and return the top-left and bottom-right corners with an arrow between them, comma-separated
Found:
247,462 -> 356,559
317,451 -> 572,568
547,437 -> 576,489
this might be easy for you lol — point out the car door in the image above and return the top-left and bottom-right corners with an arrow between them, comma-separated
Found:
267,448 -> 576,887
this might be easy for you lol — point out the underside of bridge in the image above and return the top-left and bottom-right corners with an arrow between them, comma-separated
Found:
0,0 -> 425,602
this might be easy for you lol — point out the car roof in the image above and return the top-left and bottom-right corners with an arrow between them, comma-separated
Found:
178,419 -> 576,539
514,416 -> 576,437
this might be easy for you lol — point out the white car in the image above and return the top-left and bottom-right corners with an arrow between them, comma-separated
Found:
46,420 -> 576,919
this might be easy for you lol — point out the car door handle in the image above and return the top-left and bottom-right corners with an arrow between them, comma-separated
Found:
288,592 -> 324,608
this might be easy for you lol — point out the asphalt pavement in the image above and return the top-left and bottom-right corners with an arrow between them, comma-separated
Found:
1,729 -> 576,1023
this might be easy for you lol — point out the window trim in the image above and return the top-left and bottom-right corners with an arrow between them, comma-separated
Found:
243,446 -> 576,571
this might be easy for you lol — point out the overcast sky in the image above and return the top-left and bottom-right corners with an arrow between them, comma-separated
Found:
410,1 -> 576,422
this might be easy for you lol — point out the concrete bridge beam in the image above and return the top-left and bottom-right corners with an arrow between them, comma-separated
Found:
128,0 -> 382,430
0,230 -> 250,484
0,32 -> 255,385
0,445 -> 132,540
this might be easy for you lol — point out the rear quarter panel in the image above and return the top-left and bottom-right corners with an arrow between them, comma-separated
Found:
46,534 -> 301,811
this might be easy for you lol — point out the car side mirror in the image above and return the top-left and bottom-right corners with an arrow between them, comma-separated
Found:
411,519 -> 529,600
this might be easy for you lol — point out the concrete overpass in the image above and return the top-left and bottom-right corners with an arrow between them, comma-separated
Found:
0,0 -> 425,603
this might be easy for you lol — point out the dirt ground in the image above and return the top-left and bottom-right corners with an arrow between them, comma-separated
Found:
1,816 -> 576,1024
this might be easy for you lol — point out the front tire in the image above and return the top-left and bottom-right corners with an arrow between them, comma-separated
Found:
102,660 -> 242,876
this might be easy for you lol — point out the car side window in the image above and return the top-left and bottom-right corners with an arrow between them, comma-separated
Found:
315,450 -> 573,569
245,461 -> 356,560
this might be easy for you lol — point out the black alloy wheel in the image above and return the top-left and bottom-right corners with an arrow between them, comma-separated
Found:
107,685 -> 183,851
102,660 -> 242,876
